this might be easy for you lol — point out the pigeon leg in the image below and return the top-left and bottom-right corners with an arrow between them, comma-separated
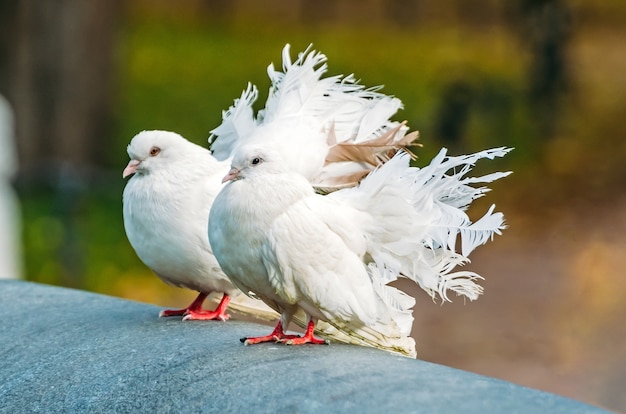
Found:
183,293 -> 231,321
159,292 -> 209,318
283,319 -> 329,346
240,321 -> 301,345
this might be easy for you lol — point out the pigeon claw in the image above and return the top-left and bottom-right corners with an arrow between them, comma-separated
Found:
240,335 -> 276,345
240,320 -> 303,346
281,318 -> 329,345
240,320 -> 329,347
158,292 -> 210,319
282,334 -> 329,346
182,310 -> 230,321
276,318 -> 329,345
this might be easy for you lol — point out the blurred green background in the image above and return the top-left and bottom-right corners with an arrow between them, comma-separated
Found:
1,0 -> 625,411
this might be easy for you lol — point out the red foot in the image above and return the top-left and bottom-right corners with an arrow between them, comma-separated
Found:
159,292 -> 231,321
183,293 -> 231,321
159,292 -> 208,318
240,321 -> 301,345
241,320 -> 329,346
282,319 -> 329,345
182,309 -> 230,321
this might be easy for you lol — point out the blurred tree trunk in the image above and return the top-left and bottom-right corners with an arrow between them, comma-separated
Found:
0,0 -> 121,287
1,0 -> 121,179
508,0 -> 572,139
0,0 -> 19,96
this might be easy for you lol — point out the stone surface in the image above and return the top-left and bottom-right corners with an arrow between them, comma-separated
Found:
0,280 -> 609,413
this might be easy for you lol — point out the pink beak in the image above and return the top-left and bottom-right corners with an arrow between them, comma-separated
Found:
123,159 -> 141,178
222,168 -> 241,183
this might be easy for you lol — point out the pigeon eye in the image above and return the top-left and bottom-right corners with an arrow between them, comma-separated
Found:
251,157 -> 261,165
149,147 -> 161,157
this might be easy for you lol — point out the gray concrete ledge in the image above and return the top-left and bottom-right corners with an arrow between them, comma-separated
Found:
0,280 -> 609,413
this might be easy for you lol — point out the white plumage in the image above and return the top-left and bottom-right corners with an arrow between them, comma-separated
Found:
122,131 -> 267,320
209,145 -> 511,357
210,44 -> 418,192
122,44 -> 417,322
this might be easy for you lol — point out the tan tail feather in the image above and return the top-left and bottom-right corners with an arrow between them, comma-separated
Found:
314,124 -> 420,193
326,123 -> 420,166
314,170 -> 372,194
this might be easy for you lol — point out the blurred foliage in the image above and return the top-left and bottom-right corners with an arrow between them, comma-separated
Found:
112,6 -> 536,160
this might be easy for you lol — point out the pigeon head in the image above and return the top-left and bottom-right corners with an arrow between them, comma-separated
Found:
222,144 -> 286,183
123,130 -> 190,178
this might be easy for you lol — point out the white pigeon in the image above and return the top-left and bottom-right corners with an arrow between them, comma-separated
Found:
122,44 -> 418,321
208,144 -> 511,357
122,130 -> 252,320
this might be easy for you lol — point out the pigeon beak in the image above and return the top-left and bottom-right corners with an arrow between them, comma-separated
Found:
123,159 -> 141,178
222,167 -> 241,183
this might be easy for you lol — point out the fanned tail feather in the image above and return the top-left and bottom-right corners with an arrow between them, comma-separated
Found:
209,43 -> 420,190
314,320 -> 418,358
332,147 -> 512,303
291,314 -> 417,358
209,83 -> 258,160
410,147 -> 512,258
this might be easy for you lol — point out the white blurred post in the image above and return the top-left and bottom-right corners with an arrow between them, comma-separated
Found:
0,95 -> 22,279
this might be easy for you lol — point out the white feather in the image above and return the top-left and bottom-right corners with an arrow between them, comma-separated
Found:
209,44 -> 417,188
209,83 -> 258,160
330,147 -> 512,302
